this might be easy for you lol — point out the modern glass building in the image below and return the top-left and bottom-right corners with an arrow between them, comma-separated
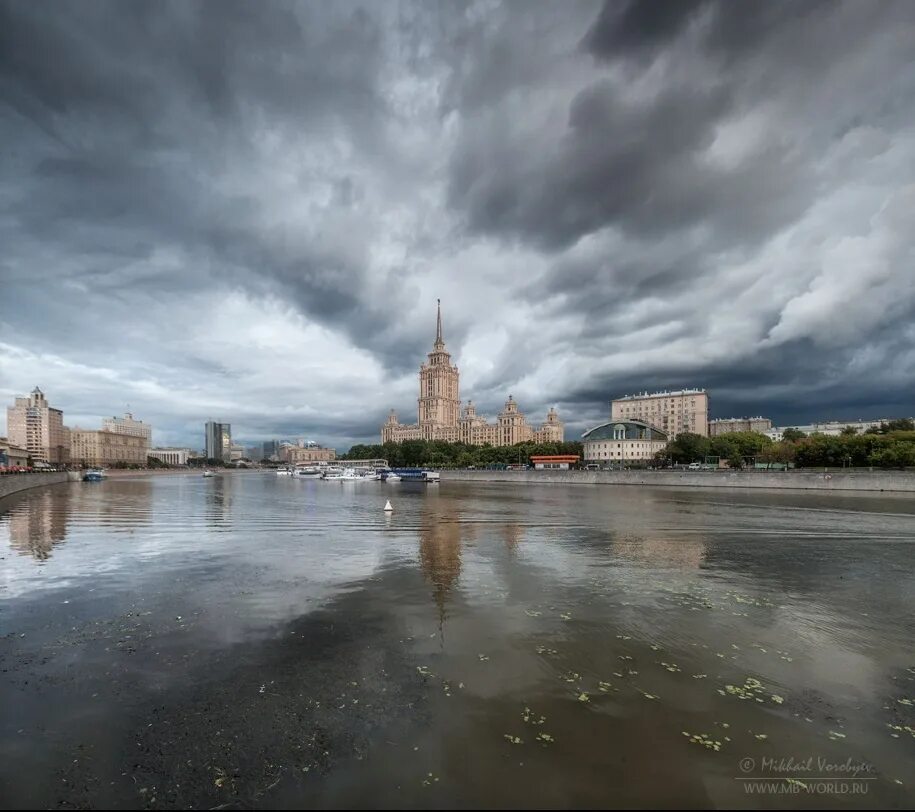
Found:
204,421 -> 232,463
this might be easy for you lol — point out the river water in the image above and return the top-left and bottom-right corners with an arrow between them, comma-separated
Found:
1,473 -> 913,809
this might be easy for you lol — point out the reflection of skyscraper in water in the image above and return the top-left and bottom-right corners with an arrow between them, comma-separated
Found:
70,478 -> 154,527
419,496 -> 464,637
205,475 -> 233,529
7,489 -> 70,561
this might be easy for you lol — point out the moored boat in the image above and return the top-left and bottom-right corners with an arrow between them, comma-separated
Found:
202,470 -> 215,478
324,467 -> 378,481
83,468 -> 106,482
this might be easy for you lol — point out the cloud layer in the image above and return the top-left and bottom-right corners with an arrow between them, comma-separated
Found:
2,0 -> 914,448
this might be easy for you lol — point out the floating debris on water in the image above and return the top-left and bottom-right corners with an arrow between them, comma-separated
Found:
722,676 -> 784,705
682,731 -> 723,751
522,707 -> 546,725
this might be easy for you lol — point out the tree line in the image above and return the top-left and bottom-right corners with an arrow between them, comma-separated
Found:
663,419 -> 915,469
340,440 -> 584,468
340,418 -> 915,470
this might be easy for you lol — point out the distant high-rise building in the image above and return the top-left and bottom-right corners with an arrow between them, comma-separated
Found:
382,301 -> 563,445
262,440 -> 280,460
204,421 -> 232,462
6,387 -> 70,464
102,412 -> 152,445
611,389 -> 709,437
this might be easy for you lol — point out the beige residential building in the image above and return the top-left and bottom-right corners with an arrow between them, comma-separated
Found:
611,389 -> 709,437
581,419 -> 669,465
148,447 -> 192,466
382,302 -> 564,446
102,412 -> 152,444
709,417 -> 772,436
280,445 -> 336,463
6,387 -> 70,464
70,429 -> 149,467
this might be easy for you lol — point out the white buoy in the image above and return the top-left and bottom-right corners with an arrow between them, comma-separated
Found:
384,499 -> 393,512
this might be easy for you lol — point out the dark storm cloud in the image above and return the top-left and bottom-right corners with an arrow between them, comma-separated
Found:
1,0 -> 914,447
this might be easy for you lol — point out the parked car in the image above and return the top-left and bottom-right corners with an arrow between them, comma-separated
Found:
687,462 -> 702,470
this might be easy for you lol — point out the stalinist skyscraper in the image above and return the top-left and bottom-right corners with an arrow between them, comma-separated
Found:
382,301 -> 563,446
418,300 -> 460,438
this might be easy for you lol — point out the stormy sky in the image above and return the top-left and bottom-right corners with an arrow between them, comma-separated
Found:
1,0 -> 914,450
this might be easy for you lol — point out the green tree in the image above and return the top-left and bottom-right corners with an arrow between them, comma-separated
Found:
665,432 -> 711,464
781,427 -> 806,441
868,441 -> 915,468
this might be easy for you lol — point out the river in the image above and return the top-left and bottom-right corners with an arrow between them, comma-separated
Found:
1,473 -> 913,808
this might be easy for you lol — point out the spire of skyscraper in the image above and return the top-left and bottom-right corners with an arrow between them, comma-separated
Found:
434,298 -> 444,349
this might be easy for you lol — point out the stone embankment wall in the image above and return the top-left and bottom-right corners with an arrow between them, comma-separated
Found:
0,472 -> 78,502
442,469 -> 915,493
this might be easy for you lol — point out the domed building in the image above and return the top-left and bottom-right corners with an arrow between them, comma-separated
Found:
581,419 -> 668,465
381,302 -> 563,446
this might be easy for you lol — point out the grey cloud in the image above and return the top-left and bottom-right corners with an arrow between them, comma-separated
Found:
1,0 -> 913,448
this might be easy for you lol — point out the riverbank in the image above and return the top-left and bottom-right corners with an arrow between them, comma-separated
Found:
0,472 -> 78,502
442,468 -> 915,492
104,468 -> 262,478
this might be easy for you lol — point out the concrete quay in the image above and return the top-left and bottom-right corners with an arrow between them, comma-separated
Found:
441,468 -> 915,493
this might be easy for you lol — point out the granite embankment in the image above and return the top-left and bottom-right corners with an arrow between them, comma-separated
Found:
442,468 -> 915,492
0,472 -> 79,501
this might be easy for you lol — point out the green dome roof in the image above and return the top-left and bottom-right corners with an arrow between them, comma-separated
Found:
581,420 -> 668,442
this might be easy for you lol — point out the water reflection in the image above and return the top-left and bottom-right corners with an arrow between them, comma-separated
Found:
204,475 -> 233,530
418,495 -> 463,633
501,522 -> 523,551
7,488 -> 70,561
611,533 -> 707,569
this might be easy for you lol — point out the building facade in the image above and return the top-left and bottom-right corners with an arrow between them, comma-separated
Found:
0,438 -> 31,467
280,445 -> 336,463
581,419 -> 669,465
6,387 -> 70,464
148,447 -> 191,465
709,417 -> 772,436
764,419 -> 896,441
204,421 -> 232,462
102,412 -> 152,444
531,455 -> 580,470
70,429 -> 149,466
382,302 -> 564,446
611,389 -> 708,437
